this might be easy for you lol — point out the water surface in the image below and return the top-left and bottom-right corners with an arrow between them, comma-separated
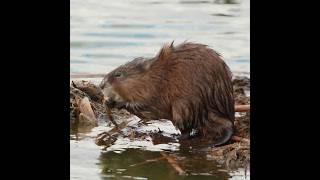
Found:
71,0 -> 250,76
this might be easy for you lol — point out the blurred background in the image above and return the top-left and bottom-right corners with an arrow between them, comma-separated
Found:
71,0 -> 249,77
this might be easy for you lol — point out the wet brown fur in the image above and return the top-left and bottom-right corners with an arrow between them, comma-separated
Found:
100,42 -> 235,146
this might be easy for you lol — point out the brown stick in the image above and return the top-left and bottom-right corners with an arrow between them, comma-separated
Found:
106,106 -> 119,129
160,152 -> 186,175
231,135 -> 250,143
235,105 -> 250,112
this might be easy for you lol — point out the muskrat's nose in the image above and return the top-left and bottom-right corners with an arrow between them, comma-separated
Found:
99,79 -> 108,89
99,80 -> 111,101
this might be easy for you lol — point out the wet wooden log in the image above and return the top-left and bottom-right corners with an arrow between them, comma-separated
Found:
235,104 -> 250,112
231,135 -> 250,144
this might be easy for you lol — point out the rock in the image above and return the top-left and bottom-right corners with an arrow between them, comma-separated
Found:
79,97 -> 97,123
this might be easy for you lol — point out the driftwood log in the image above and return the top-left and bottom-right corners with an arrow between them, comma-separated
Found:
235,105 -> 250,112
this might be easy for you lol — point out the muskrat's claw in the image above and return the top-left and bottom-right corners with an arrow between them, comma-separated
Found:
105,98 -> 127,110
114,101 -> 127,109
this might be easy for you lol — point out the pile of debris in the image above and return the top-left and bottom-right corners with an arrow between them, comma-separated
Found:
70,81 -> 104,134
70,76 -> 250,170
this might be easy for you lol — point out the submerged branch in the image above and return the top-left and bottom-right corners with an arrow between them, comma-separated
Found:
160,151 -> 186,175
129,157 -> 166,167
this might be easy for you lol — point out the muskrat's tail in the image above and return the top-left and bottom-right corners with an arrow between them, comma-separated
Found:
204,112 -> 234,147
213,126 -> 233,147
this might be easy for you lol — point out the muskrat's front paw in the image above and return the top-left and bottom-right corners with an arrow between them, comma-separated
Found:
114,101 -> 127,109
105,99 -> 116,108
105,99 -> 126,109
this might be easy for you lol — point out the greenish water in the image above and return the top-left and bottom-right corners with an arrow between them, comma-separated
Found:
70,0 -> 250,179
98,149 -> 231,180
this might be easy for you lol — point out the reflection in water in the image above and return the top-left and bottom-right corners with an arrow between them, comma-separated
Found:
98,149 -> 231,180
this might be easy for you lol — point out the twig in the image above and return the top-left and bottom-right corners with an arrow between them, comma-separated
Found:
160,151 -> 186,175
106,106 -> 119,129
106,116 -> 137,135
129,157 -> 166,167
71,81 -> 77,88
235,105 -> 250,112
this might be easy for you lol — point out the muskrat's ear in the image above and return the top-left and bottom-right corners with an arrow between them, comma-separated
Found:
142,58 -> 155,70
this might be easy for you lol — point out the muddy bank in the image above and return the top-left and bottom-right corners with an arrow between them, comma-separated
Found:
70,76 -> 250,171
233,76 -> 250,105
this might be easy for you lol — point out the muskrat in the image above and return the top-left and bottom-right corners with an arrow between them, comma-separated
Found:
100,42 -> 235,146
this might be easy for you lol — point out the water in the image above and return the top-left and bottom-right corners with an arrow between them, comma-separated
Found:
70,0 -> 250,179
70,0 -> 250,76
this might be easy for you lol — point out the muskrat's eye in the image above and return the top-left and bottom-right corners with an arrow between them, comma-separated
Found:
114,71 -> 122,78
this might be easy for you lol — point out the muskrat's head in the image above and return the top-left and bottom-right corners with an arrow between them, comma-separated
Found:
99,57 -> 155,106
